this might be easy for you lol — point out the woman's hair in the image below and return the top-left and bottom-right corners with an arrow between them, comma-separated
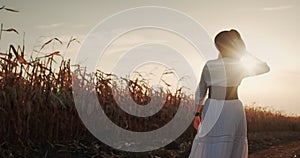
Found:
214,29 -> 246,58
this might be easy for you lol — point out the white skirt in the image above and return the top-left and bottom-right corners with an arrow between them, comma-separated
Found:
188,99 -> 248,158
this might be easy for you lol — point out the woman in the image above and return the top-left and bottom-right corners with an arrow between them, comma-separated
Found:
189,29 -> 270,158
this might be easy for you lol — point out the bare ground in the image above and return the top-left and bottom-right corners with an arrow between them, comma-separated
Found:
1,131 -> 300,158
249,140 -> 300,158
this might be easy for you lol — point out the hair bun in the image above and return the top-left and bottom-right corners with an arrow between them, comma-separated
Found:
214,29 -> 246,57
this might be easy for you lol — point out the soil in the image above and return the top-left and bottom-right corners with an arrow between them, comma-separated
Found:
249,140 -> 300,158
1,131 -> 300,158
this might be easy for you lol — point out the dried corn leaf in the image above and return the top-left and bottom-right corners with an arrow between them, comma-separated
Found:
17,56 -> 27,64
161,79 -> 171,87
40,38 -> 63,50
66,36 -> 80,48
4,7 -> 19,12
0,52 -> 8,56
2,28 -> 19,34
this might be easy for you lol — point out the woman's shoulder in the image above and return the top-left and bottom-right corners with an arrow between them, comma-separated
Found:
202,59 -> 222,73
205,58 -> 226,66
206,57 -> 241,65
205,58 -> 219,64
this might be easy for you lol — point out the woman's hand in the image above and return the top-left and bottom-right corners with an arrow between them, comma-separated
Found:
193,104 -> 204,130
193,115 -> 201,130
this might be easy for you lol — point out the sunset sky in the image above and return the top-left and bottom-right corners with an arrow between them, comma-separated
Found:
1,0 -> 299,115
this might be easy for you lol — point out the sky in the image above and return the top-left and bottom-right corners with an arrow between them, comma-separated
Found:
1,0 -> 300,115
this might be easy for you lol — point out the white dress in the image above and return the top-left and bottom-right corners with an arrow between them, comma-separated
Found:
189,55 -> 270,158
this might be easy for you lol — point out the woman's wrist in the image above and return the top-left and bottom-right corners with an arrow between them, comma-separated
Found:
194,104 -> 203,116
194,111 -> 200,116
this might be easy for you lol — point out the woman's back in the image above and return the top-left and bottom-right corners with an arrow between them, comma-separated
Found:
203,55 -> 270,87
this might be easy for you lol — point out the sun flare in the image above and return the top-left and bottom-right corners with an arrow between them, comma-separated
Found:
240,53 -> 259,74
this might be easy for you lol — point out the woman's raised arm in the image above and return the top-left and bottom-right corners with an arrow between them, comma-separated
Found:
240,52 -> 270,77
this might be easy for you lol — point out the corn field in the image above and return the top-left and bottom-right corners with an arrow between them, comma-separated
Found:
0,41 -> 300,156
1,5 -> 300,157
1,10 -> 300,155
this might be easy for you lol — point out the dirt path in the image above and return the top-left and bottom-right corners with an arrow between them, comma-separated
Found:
249,140 -> 300,158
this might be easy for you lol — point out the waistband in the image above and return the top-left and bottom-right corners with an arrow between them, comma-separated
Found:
208,86 -> 238,100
